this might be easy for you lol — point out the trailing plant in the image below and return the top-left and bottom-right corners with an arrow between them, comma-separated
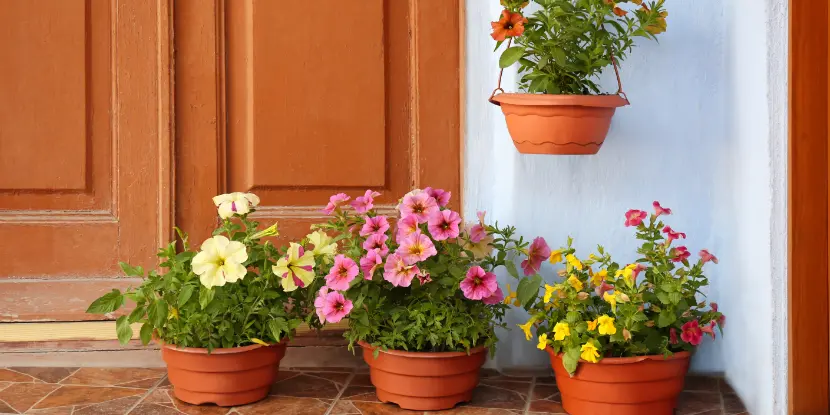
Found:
493,0 -> 668,94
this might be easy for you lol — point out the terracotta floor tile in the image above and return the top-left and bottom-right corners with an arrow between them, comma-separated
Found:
533,376 -> 556,385
684,375 -> 721,393
349,374 -> 374,387
723,392 -> 748,414
0,369 -> 36,383
427,406 -> 523,414
465,383 -> 528,410
234,396 -> 329,415
287,367 -> 355,373
527,399 -> 565,413
8,368 -> 77,384
0,382 -> 10,392
33,385 -> 144,410
340,385 -> 380,402
0,382 -> 59,413
329,400 -> 363,415
530,384 -> 559,401
675,391 -> 723,415
141,388 -> 174,405
60,368 -> 165,387
720,378 -> 736,394
348,401 -> 422,414
129,403 -> 184,415
169,397 -> 234,415
305,371 -> 351,387
73,396 -> 142,415
0,399 -> 16,414
478,369 -> 532,383
25,407 -> 74,415
269,373 -> 341,398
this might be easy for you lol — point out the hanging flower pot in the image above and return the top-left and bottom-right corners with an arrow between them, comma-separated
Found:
358,341 -> 487,411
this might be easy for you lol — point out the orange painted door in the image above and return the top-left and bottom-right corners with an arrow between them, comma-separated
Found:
0,1 -> 173,322
174,0 -> 462,244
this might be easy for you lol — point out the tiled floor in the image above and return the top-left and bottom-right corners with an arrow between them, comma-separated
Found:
0,366 -> 747,414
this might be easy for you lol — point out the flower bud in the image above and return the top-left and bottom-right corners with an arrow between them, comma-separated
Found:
645,321 -> 655,327
250,223 -> 279,240
576,292 -> 589,300
623,328 -> 632,341
617,293 -> 630,303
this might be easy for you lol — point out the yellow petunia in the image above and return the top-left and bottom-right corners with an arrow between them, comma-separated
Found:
543,284 -> 556,303
553,322 -> 570,341
504,284 -> 521,307
567,275 -> 584,291
580,341 -> 600,363
518,320 -> 535,341
597,315 -> 617,336
549,250 -> 563,264
591,269 -> 608,286
537,333 -> 548,350
603,291 -> 617,313
566,254 -> 583,271
587,319 -> 598,331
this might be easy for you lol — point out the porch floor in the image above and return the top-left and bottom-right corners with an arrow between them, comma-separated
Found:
0,366 -> 747,414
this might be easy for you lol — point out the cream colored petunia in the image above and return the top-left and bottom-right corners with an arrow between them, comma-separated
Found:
192,235 -> 249,289
212,192 -> 261,219
307,230 -> 337,262
273,243 -> 316,292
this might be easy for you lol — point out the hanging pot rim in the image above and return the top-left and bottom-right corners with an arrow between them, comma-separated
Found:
490,92 -> 629,108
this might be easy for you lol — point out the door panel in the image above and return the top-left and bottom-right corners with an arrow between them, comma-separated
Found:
0,0 -> 173,321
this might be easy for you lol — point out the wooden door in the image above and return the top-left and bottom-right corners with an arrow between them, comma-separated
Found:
0,0 -> 173,322
174,0 -> 462,244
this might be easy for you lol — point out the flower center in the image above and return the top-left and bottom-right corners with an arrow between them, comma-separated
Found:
217,258 -> 225,266
413,203 -> 424,213
474,277 -> 482,285
335,302 -> 344,311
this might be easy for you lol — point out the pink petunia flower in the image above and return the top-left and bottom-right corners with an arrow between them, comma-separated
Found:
624,209 -> 648,227
699,249 -> 719,264
653,201 -> 672,217
416,270 -> 432,285
351,190 -> 381,214
362,233 -> 390,257
383,253 -> 420,287
521,237 -> 551,276
669,327 -> 679,345
399,192 -> 439,223
469,224 -> 486,243
460,266 -> 498,300
396,231 -> 438,265
395,215 -> 420,243
424,187 -> 451,207
320,291 -> 353,323
360,215 -> 390,237
482,286 -> 505,305
314,286 -> 329,323
680,320 -> 703,346
322,193 -> 351,215
662,226 -> 687,243
325,254 -> 359,291
672,246 -> 691,263
427,209 -> 462,241
359,249 -> 383,280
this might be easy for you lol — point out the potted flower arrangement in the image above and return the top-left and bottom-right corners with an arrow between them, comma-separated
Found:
517,202 -> 723,415
489,0 -> 668,155
310,188 -> 530,411
86,193 -> 323,407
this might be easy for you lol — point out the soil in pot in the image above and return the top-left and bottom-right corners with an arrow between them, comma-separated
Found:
358,341 -> 487,411
162,341 -> 287,407
546,347 -> 690,415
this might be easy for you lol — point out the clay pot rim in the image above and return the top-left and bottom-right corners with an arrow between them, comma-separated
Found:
358,340 -> 487,358
158,339 -> 287,355
491,92 -> 629,108
546,346 -> 691,365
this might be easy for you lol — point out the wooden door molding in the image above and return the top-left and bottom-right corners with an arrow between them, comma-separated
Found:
788,0 -> 830,411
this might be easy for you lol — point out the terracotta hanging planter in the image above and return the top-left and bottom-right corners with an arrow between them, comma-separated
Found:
162,341 -> 288,407
546,347 -> 691,415
358,341 -> 487,411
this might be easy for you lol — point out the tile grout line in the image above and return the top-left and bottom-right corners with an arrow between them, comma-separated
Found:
24,383 -> 63,413
125,374 -> 168,415
56,367 -> 82,384
522,376 -> 537,415
324,370 -> 356,415
719,387 -> 726,415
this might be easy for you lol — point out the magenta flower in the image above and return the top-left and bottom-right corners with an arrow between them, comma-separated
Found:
325,254 -> 358,291
351,190 -> 381,214
396,231 -> 438,265
416,270 -> 432,285
424,187 -> 451,207
662,226 -> 687,243
711,302 -> 726,328
468,211 -> 487,243
399,192 -> 439,223
699,249 -> 719,264
701,320 -> 717,339
624,209 -> 648,227
396,215 -> 420,243
360,249 -> 383,280
482,286 -> 505,305
653,201 -> 672,217
320,291 -> 353,324
594,281 -> 613,298
314,286 -> 329,323
672,246 -> 691,262
427,209 -> 462,241
362,233 -> 390,257
460,266 -> 498,300
383,253 -> 420,287
680,320 -> 703,346
322,193 -> 351,215
360,215 -> 390,237
669,327 -> 679,345
521,237 -> 551,276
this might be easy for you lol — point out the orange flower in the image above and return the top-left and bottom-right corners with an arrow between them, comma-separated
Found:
491,9 -> 528,41
613,7 -> 627,17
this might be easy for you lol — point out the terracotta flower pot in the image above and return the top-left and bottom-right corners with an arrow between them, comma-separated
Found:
490,93 -> 628,155
161,341 -> 287,407
546,347 -> 690,415
358,341 -> 486,411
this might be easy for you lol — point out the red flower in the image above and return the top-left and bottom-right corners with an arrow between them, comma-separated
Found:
624,209 -> 647,227
680,320 -> 703,346
491,9 -> 528,41
669,327 -> 679,345
699,249 -> 719,264
701,320 -> 717,340
662,226 -> 687,243
653,201 -> 672,217
672,246 -> 691,262
711,302 -> 726,328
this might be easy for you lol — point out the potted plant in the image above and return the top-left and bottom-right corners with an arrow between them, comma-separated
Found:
310,188 -> 531,410
86,193 -> 323,407
516,202 -> 723,415
489,0 -> 668,155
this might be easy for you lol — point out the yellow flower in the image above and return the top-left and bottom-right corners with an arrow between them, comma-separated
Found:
591,269 -> 608,286
543,284 -> 556,303
168,308 -> 179,320
537,333 -> 548,350
504,284 -> 521,306
567,275 -> 583,291
589,254 -> 599,261
603,291 -> 617,313
580,341 -> 600,363
553,322 -> 570,341
307,230 -> 336,262
549,250 -> 563,264
518,320 -> 535,341
597,315 -> 617,336
587,319 -> 598,331
566,254 -> 583,271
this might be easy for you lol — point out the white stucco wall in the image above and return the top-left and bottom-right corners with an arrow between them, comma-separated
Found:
464,1 -> 787,414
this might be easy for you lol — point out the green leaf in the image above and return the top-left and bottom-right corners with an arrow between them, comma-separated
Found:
505,261 -> 520,279
552,47 -> 567,64
86,289 -> 124,314
660,283 -> 675,292
178,285 -> 195,308
517,275 -> 542,307
148,301 -> 168,328
139,323 -> 153,345
199,287 -> 215,310
128,305 -> 146,324
566,311 -> 580,323
116,315 -> 133,345
656,291 -> 671,305
657,310 -> 676,328
268,319 -> 289,343
499,46 -> 525,68
668,292 -> 682,305
119,262 -> 144,277
562,346 -> 581,375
